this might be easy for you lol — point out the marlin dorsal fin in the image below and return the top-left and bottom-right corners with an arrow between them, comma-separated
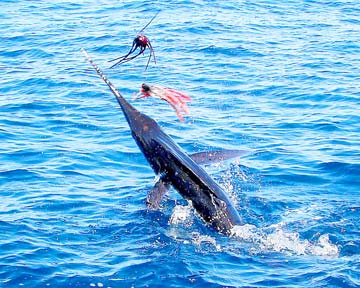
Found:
189,149 -> 248,165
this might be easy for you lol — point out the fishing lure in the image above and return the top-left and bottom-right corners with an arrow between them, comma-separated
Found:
135,83 -> 192,122
109,11 -> 159,70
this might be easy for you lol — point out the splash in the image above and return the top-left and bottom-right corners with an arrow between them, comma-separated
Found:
307,234 -> 339,256
191,232 -> 221,251
167,173 -> 339,257
167,204 -> 339,256
216,162 -> 339,256
168,202 -> 193,225
167,204 -> 221,251
231,224 -> 339,256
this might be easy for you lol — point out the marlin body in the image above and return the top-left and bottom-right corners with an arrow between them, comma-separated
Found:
82,49 -> 243,235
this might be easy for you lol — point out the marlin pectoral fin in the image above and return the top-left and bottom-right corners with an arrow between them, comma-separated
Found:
146,177 -> 171,209
189,149 -> 248,165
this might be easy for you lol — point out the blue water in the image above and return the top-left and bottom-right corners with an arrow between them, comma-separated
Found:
1,0 -> 359,287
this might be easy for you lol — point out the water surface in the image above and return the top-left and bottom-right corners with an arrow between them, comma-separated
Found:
1,0 -> 359,287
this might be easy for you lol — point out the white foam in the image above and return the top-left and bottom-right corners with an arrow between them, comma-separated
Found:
231,224 -> 339,256
167,196 -> 339,257
168,202 -> 193,225
307,234 -> 339,256
263,229 -> 309,255
191,232 -> 221,250
230,224 -> 260,241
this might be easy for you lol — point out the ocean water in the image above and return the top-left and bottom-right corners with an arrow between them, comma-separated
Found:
1,0 -> 359,287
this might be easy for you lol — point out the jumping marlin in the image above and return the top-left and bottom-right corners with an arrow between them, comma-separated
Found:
81,48 -> 244,235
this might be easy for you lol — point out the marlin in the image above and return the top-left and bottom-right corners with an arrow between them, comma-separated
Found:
81,48 -> 244,235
